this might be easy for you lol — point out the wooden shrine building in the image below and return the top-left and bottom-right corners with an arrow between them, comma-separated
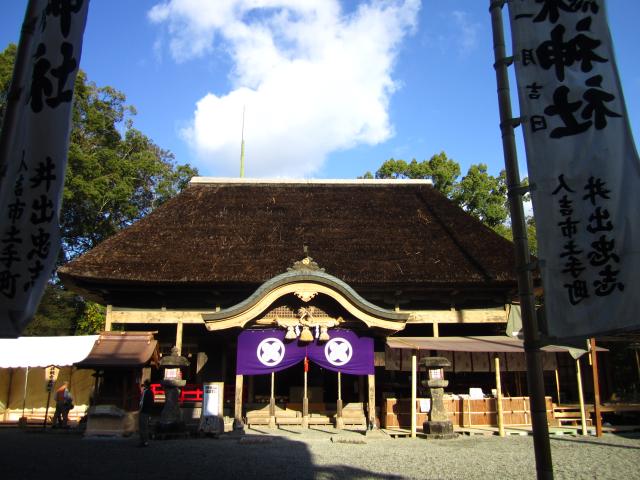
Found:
59,178 -> 532,429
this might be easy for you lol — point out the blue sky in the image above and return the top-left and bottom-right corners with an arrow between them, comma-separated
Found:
1,1 -> 638,180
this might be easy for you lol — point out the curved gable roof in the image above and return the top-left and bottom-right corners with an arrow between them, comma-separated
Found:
202,266 -> 410,331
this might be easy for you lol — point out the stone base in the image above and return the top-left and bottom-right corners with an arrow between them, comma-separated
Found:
423,421 -> 458,440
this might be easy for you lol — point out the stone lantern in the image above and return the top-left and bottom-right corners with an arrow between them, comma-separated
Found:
158,346 -> 190,433
422,356 -> 457,439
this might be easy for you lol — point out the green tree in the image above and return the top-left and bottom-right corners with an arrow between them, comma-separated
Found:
75,301 -> 106,334
0,44 -> 198,334
417,151 -> 460,197
62,71 -> 197,259
493,217 -> 538,256
0,43 -> 16,124
453,164 -> 508,228
375,158 -> 411,179
358,171 -> 374,179
375,152 -> 460,196
22,285 -> 84,336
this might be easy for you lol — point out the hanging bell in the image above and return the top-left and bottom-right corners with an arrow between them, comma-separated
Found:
300,326 -> 313,342
285,326 -> 296,340
319,326 -> 330,342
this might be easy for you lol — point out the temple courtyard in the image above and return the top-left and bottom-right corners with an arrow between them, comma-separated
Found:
0,427 -> 638,479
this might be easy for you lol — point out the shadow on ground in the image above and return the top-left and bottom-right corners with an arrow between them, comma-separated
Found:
0,429 -> 402,480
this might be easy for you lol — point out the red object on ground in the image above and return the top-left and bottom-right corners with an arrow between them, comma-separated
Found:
150,383 -> 203,403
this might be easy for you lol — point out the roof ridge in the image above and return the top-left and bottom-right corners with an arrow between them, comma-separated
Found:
189,177 -> 434,186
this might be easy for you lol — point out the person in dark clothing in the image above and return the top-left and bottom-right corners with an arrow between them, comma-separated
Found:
52,382 -> 73,428
138,379 -> 154,446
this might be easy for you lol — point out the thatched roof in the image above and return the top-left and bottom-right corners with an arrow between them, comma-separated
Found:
59,178 -> 519,306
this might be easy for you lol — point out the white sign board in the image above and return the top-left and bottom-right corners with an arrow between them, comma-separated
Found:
508,0 -> 640,339
200,382 -> 224,434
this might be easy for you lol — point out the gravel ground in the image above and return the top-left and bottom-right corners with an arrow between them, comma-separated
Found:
0,426 -> 638,480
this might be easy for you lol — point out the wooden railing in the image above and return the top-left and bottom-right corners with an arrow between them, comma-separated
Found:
150,384 -> 203,403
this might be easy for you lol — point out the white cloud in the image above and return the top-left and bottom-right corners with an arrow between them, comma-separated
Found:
451,10 -> 480,56
148,0 -> 420,177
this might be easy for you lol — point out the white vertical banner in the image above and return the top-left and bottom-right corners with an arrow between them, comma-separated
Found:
508,0 -> 640,339
0,0 -> 90,337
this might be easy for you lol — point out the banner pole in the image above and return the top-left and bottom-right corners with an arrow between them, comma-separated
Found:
0,0 -> 40,185
494,354 -> 505,437
489,2 -> 553,478
336,371 -> 344,429
590,338 -> 603,437
21,366 -> 29,419
269,371 -> 276,429
411,352 -> 417,438
575,358 -> 588,436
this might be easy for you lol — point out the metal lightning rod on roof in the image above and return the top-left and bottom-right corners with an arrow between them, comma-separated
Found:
240,106 -> 246,178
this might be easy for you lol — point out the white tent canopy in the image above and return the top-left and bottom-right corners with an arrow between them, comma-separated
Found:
0,336 -> 99,368
386,336 -> 602,356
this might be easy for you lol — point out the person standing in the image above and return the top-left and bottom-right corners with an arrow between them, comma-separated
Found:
138,379 -> 154,447
52,382 -> 73,428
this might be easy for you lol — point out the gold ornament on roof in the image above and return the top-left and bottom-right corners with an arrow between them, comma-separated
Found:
288,256 -> 325,272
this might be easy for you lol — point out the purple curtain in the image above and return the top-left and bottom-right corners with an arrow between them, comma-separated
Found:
236,329 -> 374,375
236,329 -> 305,375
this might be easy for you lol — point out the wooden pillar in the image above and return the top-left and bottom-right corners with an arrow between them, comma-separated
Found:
554,368 -> 561,406
21,367 -> 29,420
494,354 -> 505,437
302,370 -> 309,428
336,371 -> 344,429
220,349 -> 227,384
576,357 -> 588,436
432,322 -> 439,338
104,305 -> 113,331
411,352 -> 417,438
590,338 -> 603,437
247,375 -> 254,403
234,374 -> 244,429
3,368 -> 14,422
269,372 -> 276,428
175,321 -> 183,355
367,374 -> 376,429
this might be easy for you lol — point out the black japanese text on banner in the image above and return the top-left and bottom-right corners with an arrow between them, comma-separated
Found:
0,0 -> 90,337
508,0 -> 640,339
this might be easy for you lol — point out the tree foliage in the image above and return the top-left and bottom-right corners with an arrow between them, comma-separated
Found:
494,217 -> 538,256
63,71 -> 197,259
0,43 -> 16,124
452,164 -> 508,228
0,44 -> 198,334
22,285 -> 84,336
75,301 -> 106,335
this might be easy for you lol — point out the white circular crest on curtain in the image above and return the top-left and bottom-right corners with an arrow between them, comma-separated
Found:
256,338 -> 285,367
324,337 -> 353,366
